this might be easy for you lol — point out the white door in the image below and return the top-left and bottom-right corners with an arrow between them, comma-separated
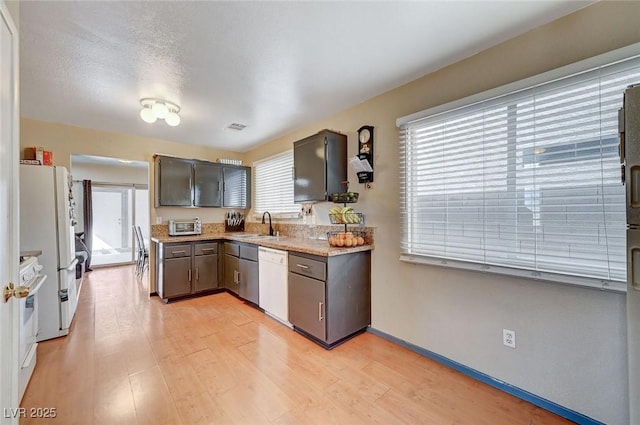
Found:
0,2 -> 20,424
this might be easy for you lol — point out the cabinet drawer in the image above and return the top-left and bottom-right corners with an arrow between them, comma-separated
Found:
195,242 -> 218,256
225,242 -> 239,257
239,244 -> 258,261
289,254 -> 326,281
163,244 -> 192,259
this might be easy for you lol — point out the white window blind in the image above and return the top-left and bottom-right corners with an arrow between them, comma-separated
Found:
254,150 -> 298,215
223,167 -> 247,208
399,55 -> 640,288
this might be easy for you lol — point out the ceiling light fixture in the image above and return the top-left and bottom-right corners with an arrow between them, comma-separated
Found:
140,98 -> 181,127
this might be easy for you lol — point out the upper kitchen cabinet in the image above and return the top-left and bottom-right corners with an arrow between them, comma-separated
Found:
155,155 -> 251,208
155,155 -> 193,206
223,165 -> 251,209
293,129 -> 347,203
194,161 -> 222,207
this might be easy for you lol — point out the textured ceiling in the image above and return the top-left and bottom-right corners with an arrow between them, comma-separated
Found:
20,1 -> 592,153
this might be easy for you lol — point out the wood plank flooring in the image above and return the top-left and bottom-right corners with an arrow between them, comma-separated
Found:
20,265 -> 573,424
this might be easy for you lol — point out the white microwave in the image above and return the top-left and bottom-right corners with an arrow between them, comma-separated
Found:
168,218 -> 202,236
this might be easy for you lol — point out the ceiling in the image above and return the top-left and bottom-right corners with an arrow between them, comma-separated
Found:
20,1 -> 593,153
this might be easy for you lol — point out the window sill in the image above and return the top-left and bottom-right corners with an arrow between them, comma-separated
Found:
399,254 -> 627,293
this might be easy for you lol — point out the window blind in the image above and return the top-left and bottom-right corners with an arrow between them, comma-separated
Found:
399,55 -> 640,288
223,168 -> 247,208
254,150 -> 298,215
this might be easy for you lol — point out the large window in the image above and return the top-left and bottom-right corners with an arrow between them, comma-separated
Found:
399,54 -> 640,290
254,150 -> 299,215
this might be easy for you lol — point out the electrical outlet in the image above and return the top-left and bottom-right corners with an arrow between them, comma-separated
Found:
503,329 -> 516,348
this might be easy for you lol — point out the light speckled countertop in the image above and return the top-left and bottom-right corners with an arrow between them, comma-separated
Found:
151,232 -> 373,257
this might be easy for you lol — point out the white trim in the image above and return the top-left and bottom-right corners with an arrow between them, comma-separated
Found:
400,255 -> 627,293
397,42 -> 640,127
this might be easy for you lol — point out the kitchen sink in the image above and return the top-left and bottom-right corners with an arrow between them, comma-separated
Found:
232,233 -> 260,239
253,235 -> 286,240
231,233 -> 286,240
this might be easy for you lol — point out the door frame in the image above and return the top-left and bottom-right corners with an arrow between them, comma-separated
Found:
0,1 -> 21,423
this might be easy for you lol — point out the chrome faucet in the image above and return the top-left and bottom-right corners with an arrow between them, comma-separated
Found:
261,211 -> 274,236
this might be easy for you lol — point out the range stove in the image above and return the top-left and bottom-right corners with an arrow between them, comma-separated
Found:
17,255 -> 46,401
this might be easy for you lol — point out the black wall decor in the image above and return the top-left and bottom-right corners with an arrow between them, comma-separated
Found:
357,125 -> 374,183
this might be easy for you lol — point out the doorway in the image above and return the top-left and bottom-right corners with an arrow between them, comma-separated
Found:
70,155 -> 149,268
90,184 -> 149,266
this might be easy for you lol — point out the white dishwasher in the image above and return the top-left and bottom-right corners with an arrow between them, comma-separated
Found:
258,247 -> 291,327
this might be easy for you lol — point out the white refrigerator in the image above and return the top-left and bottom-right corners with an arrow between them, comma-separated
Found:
20,165 -> 79,341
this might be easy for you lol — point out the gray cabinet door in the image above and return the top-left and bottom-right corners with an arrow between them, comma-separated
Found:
288,272 -> 326,341
324,131 -> 348,198
194,162 -> 222,207
162,256 -> 192,298
194,254 -> 218,292
156,156 -> 193,206
224,254 -> 239,295
293,134 -> 326,203
222,166 -> 250,208
239,258 -> 259,305
293,130 -> 347,203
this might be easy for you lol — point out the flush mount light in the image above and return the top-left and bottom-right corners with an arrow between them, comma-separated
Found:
140,98 -> 181,126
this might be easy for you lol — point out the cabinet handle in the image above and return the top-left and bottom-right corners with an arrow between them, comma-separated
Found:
196,268 -> 199,281
296,264 -> 309,270
172,250 -> 186,255
234,270 -> 239,284
188,269 -> 192,282
318,302 -> 324,321
201,248 -> 215,253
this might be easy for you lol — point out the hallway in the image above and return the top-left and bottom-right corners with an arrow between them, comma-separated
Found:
19,266 -> 571,424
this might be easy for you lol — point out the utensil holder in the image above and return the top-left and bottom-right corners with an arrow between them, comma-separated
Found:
225,220 -> 245,232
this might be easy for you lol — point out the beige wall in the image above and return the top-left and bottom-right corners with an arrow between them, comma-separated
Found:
244,2 -> 640,424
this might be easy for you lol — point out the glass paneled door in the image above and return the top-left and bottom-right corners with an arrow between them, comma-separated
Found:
91,185 -> 134,266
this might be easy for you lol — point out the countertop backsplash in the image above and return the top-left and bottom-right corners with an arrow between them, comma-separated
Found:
151,221 -> 374,243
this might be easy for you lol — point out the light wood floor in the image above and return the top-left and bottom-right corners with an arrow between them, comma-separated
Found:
20,265 -> 573,425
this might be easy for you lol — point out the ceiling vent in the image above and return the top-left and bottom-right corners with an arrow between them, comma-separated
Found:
226,123 -> 247,131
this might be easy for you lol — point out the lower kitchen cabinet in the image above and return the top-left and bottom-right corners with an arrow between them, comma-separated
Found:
288,272 -> 326,340
239,257 -> 259,304
288,250 -> 371,348
193,243 -> 219,292
162,256 -> 192,298
224,244 -> 240,295
155,240 -> 221,302
224,241 -> 259,305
